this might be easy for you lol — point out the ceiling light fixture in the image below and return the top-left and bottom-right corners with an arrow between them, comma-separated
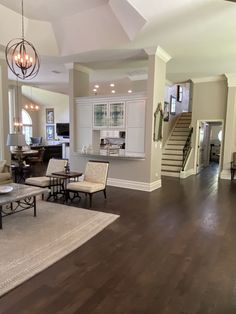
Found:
110,83 -> 115,87
111,90 -> 116,94
5,0 -> 40,80
94,84 -> 99,89
128,90 -> 132,93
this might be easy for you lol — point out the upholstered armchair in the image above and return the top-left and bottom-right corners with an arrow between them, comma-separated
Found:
66,160 -> 109,208
0,160 -> 12,184
231,152 -> 236,180
25,158 -> 67,198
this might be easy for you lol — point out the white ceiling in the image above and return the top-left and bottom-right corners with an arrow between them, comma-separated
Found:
0,0 -> 236,94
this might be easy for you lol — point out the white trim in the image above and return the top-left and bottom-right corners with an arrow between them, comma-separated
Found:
156,46 -> 172,63
165,79 -> 174,86
220,169 -> 231,180
194,119 -> 224,174
225,73 -> 236,87
144,46 -> 172,63
107,177 -> 161,192
75,92 -> 147,104
180,168 -> 195,179
191,75 -> 226,84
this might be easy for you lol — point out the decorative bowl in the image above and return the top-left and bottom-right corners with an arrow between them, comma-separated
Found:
0,185 -> 13,194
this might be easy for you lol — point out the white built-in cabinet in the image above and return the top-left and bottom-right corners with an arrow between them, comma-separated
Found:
75,94 -> 146,155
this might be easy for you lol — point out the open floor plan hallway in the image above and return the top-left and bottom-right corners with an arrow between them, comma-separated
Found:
0,166 -> 236,314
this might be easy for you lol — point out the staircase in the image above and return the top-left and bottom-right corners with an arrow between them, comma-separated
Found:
161,112 -> 192,177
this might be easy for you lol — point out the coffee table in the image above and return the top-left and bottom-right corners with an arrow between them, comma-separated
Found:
0,183 -> 48,229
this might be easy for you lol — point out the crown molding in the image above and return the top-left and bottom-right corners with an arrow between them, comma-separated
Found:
144,46 -> 172,63
225,73 -> 236,87
64,63 -> 92,74
191,75 -> 226,84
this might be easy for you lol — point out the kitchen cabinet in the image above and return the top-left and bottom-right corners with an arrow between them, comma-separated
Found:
75,94 -> 146,155
93,102 -> 125,129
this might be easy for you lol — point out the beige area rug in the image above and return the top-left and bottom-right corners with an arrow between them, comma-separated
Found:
0,201 -> 119,297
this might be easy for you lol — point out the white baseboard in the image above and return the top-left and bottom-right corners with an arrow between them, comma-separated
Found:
180,168 -> 195,179
220,170 -> 231,180
107,177 -> 162,192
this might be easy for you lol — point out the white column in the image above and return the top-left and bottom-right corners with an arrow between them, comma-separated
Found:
145,47 -> 171,183
0,59 -> 10,161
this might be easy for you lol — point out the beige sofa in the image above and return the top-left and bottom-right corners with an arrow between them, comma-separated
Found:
0,161 -> 12,185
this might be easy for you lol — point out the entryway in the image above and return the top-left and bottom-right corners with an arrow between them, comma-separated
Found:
195,120 -> 223,175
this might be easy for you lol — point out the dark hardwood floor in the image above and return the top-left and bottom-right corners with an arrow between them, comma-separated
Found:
1,163 -> 236,313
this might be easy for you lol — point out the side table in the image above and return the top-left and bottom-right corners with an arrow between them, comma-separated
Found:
48,171 -> 83,200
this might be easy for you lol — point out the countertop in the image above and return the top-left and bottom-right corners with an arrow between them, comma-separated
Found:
78,150 -> 145,160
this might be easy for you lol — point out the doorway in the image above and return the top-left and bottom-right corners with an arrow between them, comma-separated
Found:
195,120 -> 223,174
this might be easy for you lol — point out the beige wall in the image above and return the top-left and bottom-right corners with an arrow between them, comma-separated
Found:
187,79 -> 227,171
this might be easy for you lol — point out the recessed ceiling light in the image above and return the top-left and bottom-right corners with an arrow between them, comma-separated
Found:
111,90 -> 115,94
94,84 -> 99,89
93,88 -> 97,92
110,83 -> 115,87
128,90 -> 132,93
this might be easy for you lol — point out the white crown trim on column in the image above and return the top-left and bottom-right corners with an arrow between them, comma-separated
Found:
191,75 -> 226,84
225,74 -> 236,87
145,46 -> 172,63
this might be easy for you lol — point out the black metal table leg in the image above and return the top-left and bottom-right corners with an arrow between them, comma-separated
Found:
33,196 -> 36,217
0,205 -> 2,229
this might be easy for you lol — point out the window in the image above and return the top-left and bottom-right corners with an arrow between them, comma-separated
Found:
22,109 -> 32,144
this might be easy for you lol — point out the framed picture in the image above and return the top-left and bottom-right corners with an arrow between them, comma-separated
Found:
170,96 -> 176,115
46,108 -> 54,124
163,101 -> 169,122
46,125 -> 55,140
177,85 -> 183,102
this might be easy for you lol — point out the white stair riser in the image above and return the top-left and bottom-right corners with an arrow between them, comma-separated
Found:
168,140 -> 186,145
162,165 -> 182,172
173,128 -> 190,132
161,171 -> 180,178
170,135 -> 188,140
163,150 -> 182,155
165,145 -> 184,150
162,155 -> 183,160
162,160 -> 182,166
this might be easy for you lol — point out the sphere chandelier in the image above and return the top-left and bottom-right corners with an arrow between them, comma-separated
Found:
5,0 -> 40,80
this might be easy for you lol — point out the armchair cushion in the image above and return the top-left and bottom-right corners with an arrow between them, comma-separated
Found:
67,181 -> 105,193
0,172 -> 11,181
0,160 -> 6,173
25,176 -> 50,187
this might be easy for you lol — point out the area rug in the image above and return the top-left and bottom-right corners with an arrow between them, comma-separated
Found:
0,201 -> 119,297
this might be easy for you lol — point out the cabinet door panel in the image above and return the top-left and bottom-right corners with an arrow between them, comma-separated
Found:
126,127 -> 145,153
109,102 -> 125,128
93,104 -> 108,128
126,100 -> 145,128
